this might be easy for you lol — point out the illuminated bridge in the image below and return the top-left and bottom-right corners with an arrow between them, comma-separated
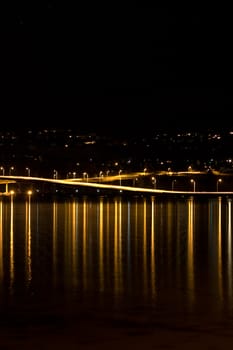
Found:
1,173 -> 233,197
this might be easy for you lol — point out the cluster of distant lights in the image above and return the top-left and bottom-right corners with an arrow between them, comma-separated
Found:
1,128 -> 233,138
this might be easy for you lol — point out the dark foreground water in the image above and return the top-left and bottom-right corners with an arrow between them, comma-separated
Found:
0,194 -> 233,349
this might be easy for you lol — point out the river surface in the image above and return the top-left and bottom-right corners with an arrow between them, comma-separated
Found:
0,195 -> 233,349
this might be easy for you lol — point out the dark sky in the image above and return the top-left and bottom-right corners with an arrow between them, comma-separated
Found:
1,5 -> 233,135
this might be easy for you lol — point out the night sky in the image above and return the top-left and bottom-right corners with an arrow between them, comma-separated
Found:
1,5 -> 233,135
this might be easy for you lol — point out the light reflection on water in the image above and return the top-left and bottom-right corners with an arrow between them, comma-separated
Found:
0,195 -> 233,326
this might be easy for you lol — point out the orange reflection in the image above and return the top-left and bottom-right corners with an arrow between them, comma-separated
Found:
52,201 -> 58,285
10,192 -> 14,294
167,201 -> 172,275
114,198 -> 123,298
227,198 -> 232,309
71,200 -> 78,288
99,197 -> 104,291
134,199 -> 138,271
187,196 -> 194,307
143,198 -> 148,297
151,196 -> 156,300
208,198 -> 223,311
114,198 -> 119,295
82,198 -> 87,289
25,193 -> 32,286
217,197 -> 223,304
0,200 -> 3,283
119,199 -> 122,293
106,200 -> 110,274
126,200 -> 132,292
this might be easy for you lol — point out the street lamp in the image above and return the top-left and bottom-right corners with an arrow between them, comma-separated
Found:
119,169 -> 122,186
53,169 -> 58,179
0,166 -> 5,176
83,172 -> 88,182
190,179 -> 196,192
172,179 -> 176,191
99,171 -> 103,182
216,178 -> 222,192
26,167 -> 30,177
151,176 -> 156,189
9,166 -> 14,176
27,190 -> 32,205
133,177 -> 138,187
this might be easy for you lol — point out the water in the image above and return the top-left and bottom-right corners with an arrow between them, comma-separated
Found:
0,195 -> 233,349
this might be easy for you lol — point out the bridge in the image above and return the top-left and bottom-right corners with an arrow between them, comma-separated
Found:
1,174 -> 233,197
0,179 -> 17,195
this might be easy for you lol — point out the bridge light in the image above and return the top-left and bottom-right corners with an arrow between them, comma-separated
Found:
26,167 -> 30,177
216,178 -> 222,192
190,179 -> 196,192
9,167 -> 14,176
